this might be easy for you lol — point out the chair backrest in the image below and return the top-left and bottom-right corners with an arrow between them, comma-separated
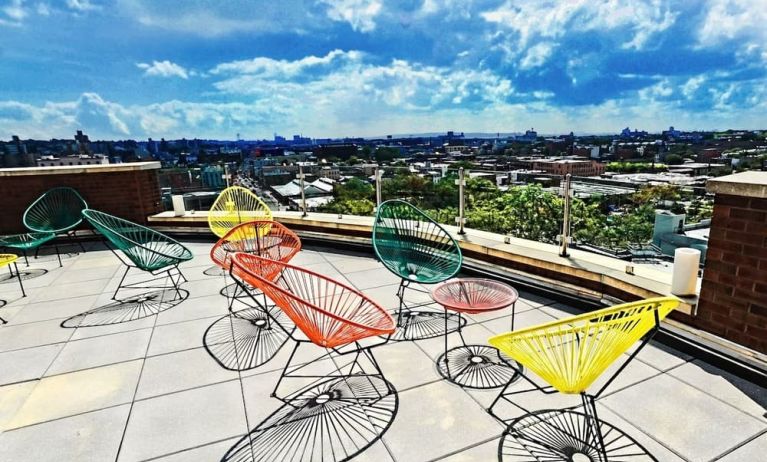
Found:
24,187 -> 88,233
373,199 -> 462,283
208,186 -> 273,238
210,220 -> 301,271
231,253 -> 395,348
489,297 -> 679,394
83,209 -> 193,271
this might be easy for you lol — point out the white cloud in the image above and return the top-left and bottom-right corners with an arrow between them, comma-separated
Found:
137,60 -> 191,79
66,0 -> 99,11
210,49 -> 361,77
318,0 -> 381,32
118,0 -> 321,38
519,42 -> 554,69
1,0 -> 27,25
481,0 -> 678,64
36,2 -> 49,15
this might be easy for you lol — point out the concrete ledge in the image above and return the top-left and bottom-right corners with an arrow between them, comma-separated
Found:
0,161 -> 161,177
707,171 -> 767,198
148,210 -> 695,316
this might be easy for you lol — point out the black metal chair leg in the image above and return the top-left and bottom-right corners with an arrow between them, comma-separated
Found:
54,245 -> 62,267
23,250 -> 29,267
14,263 -> 26,298
112,266 -> 130,300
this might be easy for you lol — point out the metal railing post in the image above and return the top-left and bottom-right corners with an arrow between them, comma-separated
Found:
456,167 -> 466,235
559,173 -> 572,257
375,167 -> 382,209
299,165 -> 307,217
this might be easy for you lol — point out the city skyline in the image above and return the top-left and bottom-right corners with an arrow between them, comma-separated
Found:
1,0 -> 766,140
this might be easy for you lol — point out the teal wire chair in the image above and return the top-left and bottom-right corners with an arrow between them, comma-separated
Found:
0,232 -> 60,267
373,199 -> 462,339
82,209 -> 193,300
23,187 -> 88,253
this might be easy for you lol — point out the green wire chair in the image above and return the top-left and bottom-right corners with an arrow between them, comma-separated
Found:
23,187 -> 88,253
82,209 -> 193,301
373,199 -> 462,339
0,232 -> 60,267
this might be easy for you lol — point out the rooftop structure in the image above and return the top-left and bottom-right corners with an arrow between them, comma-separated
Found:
0,164 -> 765,461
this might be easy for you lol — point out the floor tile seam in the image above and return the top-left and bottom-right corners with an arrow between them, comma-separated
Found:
224,312 -> 260,454
598,399 -> 695,462
24,287 -> 115,305
661,365 -> 767,422
113,305 -> 162,462
594,367 -> 667,400
709,428 -> 767,461
459,304 -> 547,330
33,310 -> 82,379
41,340 -> 155,378
132,376 -> 243,404
137,434 -> 247,462
427,435 -> 500,461
1,401 -> 132,434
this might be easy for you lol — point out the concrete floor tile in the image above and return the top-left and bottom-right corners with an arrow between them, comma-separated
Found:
0,318 -> 74,352
5,360 -> 143,430
601,373 -> 765,461
383,381 -> 503,462
8,295 -> 100,324
0,343 -> 63,385
147,316 -> 216,357
135,347 -> 240,399
718,432 -> 767,461
155,294 -> 228,325
0,405 -> 131,462
118,381 -> 247,462
670,359 -> 767,421
0,381 -> 38,430
45,328 -> 153,376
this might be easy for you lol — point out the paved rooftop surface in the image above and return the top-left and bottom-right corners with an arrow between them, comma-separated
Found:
0,241 -> 765,461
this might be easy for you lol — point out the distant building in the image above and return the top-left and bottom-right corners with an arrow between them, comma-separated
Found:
201,165 -> 226,189
620,127 -> 648,139
514,129 -> 538,143
531,158 -> 605,177
36,154 -> 108,167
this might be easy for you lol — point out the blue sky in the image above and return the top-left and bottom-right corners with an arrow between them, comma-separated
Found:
0,0 -> 765,140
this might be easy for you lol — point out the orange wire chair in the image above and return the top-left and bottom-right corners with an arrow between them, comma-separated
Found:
226,252 -> 398,462
210,220 -> 301,274
203,220 -> 301,372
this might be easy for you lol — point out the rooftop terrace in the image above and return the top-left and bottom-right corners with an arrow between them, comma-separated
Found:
0,241 -> 765,461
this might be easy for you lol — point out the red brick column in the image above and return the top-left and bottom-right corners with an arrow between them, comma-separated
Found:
0,163 -> 163,234
697,172 -> 767,354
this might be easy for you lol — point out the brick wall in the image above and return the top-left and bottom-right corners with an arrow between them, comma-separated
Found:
696,193 -> 767,353
0,165 -> 162,234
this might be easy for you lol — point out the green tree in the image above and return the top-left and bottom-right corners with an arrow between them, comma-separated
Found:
665,153 -> 684,165
374,147 -> 400,163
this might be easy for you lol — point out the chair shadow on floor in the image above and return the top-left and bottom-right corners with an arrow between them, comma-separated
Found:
0,268 -> 47,283
499,408 -> 658,461
61,288 -> 189,327
203,305 -> 294,371
221,374 -> 399,462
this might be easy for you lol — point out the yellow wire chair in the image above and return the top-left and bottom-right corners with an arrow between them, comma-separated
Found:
488,297 -> 679,461
207,186 -> 273,239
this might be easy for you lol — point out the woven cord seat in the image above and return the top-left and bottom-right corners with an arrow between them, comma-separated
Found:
488,297 -> 680,461
82,209 -> 193,301
23,187 -> 88,254
373,199 -> 462,340
0,232 -> 59,266
210,220 -> 300,273
208,186 -> 273,239
231,253 -> 395,348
